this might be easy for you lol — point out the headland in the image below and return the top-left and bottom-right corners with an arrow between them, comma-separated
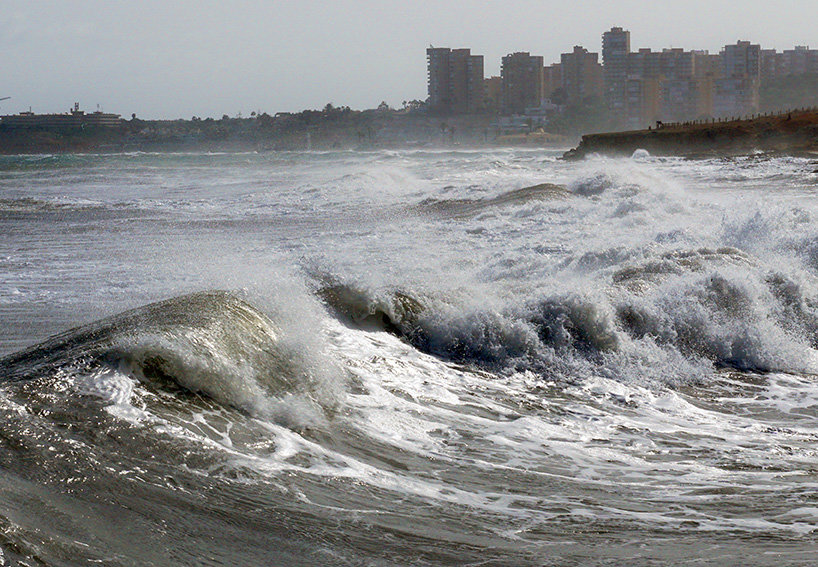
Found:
564,108 -> 818,160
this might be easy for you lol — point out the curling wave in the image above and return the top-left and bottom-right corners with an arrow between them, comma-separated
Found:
0,291 -> 337,417
414,182 -> 569,219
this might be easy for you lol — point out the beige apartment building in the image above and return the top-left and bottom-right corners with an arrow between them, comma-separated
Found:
560,46 -> 603,102
427,47 -> 484,115
500,52 -> 545,115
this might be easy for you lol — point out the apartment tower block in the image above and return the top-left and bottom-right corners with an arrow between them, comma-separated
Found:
427,47 -> 485,115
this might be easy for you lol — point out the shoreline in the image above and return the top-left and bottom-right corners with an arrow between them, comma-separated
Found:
0,112 -> 574,156
0,141 -> 573,157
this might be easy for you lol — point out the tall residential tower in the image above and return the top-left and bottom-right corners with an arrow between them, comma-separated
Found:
602,27 -> 631,115
560,46 -> 604,102
427,47 -> 485,115
500,52 -> 544,115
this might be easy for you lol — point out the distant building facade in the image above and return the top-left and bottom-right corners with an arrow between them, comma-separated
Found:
713,75 -> 759,118
602,27 -> 631,114
483,76 -> 502,113
599,30 -> 769,127
560,46 -> 603,102
625,77 -> 660,128
542,63 -> 563,101
500,52 -> 545,115
721,41 -> 761,79
760,49 -> 784,80
1,103 -> 121,129
782,46 -> 818,75
426,47 -> 484,115
761,46 -> 818,80
426,27 -> 816,130
660,78 -> 705,121
714,41 -> 761,117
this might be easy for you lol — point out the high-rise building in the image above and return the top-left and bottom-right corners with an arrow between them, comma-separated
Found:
760,49 -> 784,80
609,31 -> 724,125
483,76 -> 502,113
427,47 -> 451,112
560,46 -> 603,103
628,48 -> 660,79
693,51 -> 722,80
500,52 -> 545,115
658,49 -> 695,79
782,46 -> 818,75
721,41 -> 761,79
542,64 -> 563,101
449,49 -> 485,113
624,77 -> 660,129
759,46 -> 818,79
426,47 -> 484,115
602,27 -> 631,113
627,48 -> 697,81
713,76 -> 759,117
716,41 -> 761,117
660,78 -> 714,122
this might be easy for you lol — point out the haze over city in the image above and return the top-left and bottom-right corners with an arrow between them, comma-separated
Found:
1,0 -> 815,119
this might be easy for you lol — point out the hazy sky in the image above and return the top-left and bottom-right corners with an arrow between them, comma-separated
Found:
1,1 -> 815,119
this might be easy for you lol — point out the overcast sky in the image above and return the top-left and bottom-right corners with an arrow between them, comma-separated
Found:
1,0 -> 814,119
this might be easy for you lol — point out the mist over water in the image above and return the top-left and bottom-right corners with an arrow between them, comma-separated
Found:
2,149 -> 818,565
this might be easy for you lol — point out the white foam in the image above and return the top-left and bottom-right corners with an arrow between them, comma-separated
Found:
72,365 -> 148,423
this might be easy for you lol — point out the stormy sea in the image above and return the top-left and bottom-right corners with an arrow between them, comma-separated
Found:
1,148 -> 818,566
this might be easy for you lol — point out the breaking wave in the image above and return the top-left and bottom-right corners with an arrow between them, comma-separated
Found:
0,290 -> 340,421
319,241 -> 818,382
414,182 -> 569,218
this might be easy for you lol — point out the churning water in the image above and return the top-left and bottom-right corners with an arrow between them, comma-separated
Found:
2,149 -> 818,565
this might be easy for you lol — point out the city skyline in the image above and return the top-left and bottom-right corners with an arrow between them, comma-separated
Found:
1,0 -> 816,119
426,30 -> 817,133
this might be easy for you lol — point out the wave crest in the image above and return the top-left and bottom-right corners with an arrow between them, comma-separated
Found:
415,183 -> 568,219
1,291 -> 338,419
